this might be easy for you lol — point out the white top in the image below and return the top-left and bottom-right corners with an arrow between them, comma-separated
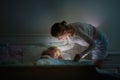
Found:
58,22 -> 95,51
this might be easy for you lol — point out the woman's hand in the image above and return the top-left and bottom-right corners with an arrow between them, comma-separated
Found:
73,54 -> 82,62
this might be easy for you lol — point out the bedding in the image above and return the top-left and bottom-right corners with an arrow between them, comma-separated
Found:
35,57 -> 93,65
0,43 -> 83,65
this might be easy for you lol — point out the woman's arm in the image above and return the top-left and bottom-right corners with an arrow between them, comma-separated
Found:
74,29 -> 95,61
80,31 -> 95,55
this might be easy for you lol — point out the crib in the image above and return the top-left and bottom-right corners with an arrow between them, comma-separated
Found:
0,34 -> 85,65
0,34 -> 119,80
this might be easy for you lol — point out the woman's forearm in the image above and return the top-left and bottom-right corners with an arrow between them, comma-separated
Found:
80,41 -> 95,56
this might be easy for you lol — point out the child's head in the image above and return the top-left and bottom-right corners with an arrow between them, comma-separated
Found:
41,46 -> 62,59
51,21 -> 75,40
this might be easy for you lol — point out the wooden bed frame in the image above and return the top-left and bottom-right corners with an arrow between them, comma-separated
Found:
0,65 -> 100,80
1,65 -> 119,80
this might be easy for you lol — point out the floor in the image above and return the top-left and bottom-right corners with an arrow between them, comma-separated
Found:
102,53 -> 120,73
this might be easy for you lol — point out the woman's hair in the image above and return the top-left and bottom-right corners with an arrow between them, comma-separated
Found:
41,46 -> 62,59
51,21 -> 75,37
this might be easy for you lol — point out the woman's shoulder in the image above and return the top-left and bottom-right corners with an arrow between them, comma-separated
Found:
68,22 -> 86,32
68,22 -> 89,25
68,22 -> 83,26
68,22 -> 89,29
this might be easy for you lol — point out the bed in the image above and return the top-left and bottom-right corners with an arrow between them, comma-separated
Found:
0,35 -> 120,80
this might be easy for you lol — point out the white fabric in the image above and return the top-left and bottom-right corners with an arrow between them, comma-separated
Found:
58,36 -> 74,51
57,22 -> 108,60
69,35 -> 89,46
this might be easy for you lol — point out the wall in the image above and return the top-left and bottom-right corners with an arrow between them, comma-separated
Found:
0,0 -> 120,51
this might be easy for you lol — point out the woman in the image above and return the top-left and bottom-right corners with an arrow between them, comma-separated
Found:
50,21 -> 109,68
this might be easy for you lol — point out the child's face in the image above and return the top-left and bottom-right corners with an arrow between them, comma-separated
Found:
53,51 -> 61,59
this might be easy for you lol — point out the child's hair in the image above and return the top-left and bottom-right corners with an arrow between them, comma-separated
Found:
41,46 -> 62,59
51,21 -> 75,37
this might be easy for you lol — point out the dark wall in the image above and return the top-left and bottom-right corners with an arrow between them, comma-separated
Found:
0,0 -> 120,51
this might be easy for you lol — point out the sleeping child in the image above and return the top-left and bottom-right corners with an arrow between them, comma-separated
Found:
33,46 -> 64,65
40,46 -> 63,59
33,46 -> 93,65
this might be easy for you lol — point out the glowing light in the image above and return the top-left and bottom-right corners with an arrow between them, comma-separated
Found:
82,15 -> 104,27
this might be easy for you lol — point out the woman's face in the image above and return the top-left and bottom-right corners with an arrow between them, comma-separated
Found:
56,31 -> 68,40
57,35 -> 67,40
